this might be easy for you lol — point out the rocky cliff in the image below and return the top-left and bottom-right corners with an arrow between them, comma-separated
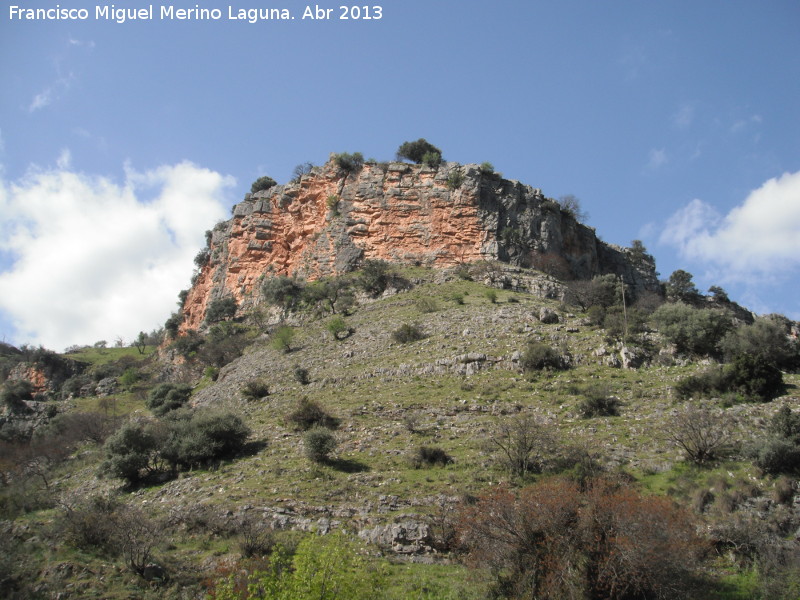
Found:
179,157 -> 659,331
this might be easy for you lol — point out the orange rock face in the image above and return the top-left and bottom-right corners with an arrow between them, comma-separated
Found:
179,159 -> 659,332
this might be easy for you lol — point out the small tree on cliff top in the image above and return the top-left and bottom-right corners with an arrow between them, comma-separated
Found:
396,139 -> 442,164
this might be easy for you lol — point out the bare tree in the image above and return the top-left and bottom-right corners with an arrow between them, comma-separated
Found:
491,414 -> 559,478
666,406 -> 729,464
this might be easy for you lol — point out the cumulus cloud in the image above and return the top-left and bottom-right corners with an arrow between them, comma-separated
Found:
660,170 -> 800,279
0,161 -> 232,350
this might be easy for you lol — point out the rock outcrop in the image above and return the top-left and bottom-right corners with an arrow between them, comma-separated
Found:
179,158 -> 659,331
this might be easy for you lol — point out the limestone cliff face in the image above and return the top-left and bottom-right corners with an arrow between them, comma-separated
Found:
179,158 -> 659,331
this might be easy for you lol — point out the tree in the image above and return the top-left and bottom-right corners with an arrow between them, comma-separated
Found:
291,162 -> 314,181
205,297 -> 237,323
146,383 -> 192,416
396,138 -> 442,164
558,194 -> 589,223
271,325 -> 295,353
491,414 -> 558,478
326,316 -> 352,341
651,302 -> 731,356
133,331 -> 147,355
666,407 -> 729,464
250,176 -> 277,194
332,152 -> 364,173
262,275 -> 305,313
666,269 -> 700,303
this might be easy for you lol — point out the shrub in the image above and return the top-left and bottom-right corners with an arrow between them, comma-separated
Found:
164,312 -> 183,338
421,151 -> 442,168
479,161 -> 495,175
146,383 -> 192,416
457,477 -> 703,600
1,380 -> 33,412
415,297 -> 439,313
651,302 -> 731,356
326,315 -> 351,341
446,169 -> 464,190
722,317 -> 796,369
326,194 -> 340,216
101,420 -> 160,484
287,397 -> 339,431
667,407 -> 729,465
241,379 -> 270,401
491,414 -> 559,478
250,176 -> 277,194
769,406 -> 800,444
293,365 -> 310,385
578,385 -> 620,417
200,322 -> 251,368
484,289 -> 498,304
304,426 -> 337,463
520,341 -> 567,372
262,275 -> 304,312
392,323 -> 425,344
271,325 -> 295,353
332,151 -> 364,172
291,161 -> 314,182
411,446 -> 453,468
357,259 -> 392,296
557,194 -> 589,223
205,297 -> 237,323
449,291 -> 465,305
161,409 -> 250,470
396,138 -> 442,164
725,353 -> 784,402
752,438 -> 800,475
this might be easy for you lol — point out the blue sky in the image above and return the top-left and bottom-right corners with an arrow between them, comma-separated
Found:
1,0 -> 798,350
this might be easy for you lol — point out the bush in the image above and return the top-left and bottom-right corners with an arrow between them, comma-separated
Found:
722,317 -> 797,369
271,325 -> 295,353
241,379 -> 270,401
101,420 -> 160,484
293,365 -> 310,385
491,414 -> 559,478
446,169 -> 464,190
457,477 -> 703,600
326,315 -> 351,341
357,259 -> 392,296
146,383 -> 192,416
304,426 -> 337,463
205,297 -> 237,323
421,151 -> 442,168
396,138 -> 442,164
262,275 -> 305,312
162,409 -> 250,470
479,161 -> 495,175
667,407 -> 729,465
332,152 -> 364,172
411,446 -> 453,468
287,397 -> 339,431
1,380 -> 33,411
392,323 -> 425,344
520,341 -> 567,372
250,176 -> 277,194
651,302 -> 731,356
752,438 -> 800,475
578,385 -> 620,417
665,269 -> 701,303
416,297 -> 439,313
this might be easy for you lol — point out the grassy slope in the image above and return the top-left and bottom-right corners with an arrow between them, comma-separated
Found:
9,268 -> 800,598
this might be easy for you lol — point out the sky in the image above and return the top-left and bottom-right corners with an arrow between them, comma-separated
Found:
0,0 -> 798,351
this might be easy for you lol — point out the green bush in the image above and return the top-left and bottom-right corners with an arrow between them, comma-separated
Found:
271,325 -> 295,353
1,380 -> 33,411
357,259 -> 392,296
396,138 -> 442,164
332,152 -> 364,172
205,297 -> 237,323
578,385 -> 620,417
520,341 -> 567,372
162,409 -> 250,470
722,317 -> 797,369
416,297 -> 439,313
146,383 -> 192,416
287,397 -> 339,431
479,161 -> 495,175
262,276 -> 305,312
241,379 -> 270,401
446,169 -> 465,190
326,316 -> 351,341
392,323 -> 425,344
676,354 -> 783,403
250,176 -> 277,194
422,151 -> 442,168
651,302 -> 731,356
411,446 -> 453,468
752,438 -> 800,475
304,426 -> 337,463
665,269 -> 701,303
293,365 -> 310,385
101,421 -> 160,484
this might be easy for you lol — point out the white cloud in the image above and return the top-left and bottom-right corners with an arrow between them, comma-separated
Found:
660,170 -> 800,279
0,162 -> 233,350
56,148 -> 71,170
647,148 -> 668,169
